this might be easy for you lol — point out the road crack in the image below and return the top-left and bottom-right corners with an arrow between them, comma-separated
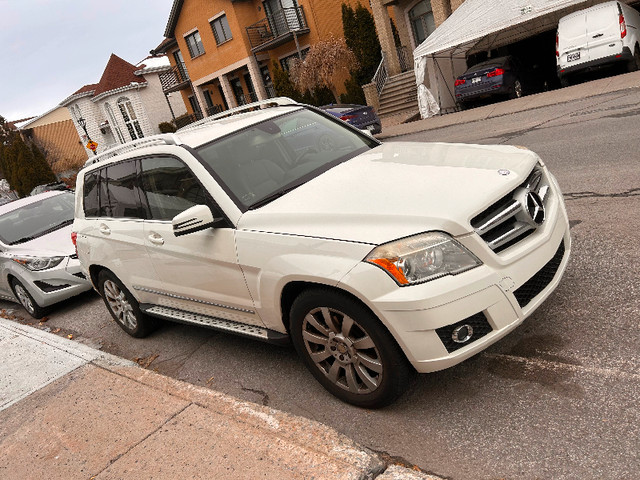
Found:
564,188 -> 640,200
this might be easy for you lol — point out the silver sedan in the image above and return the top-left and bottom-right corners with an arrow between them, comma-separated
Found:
0,191 -> 91,318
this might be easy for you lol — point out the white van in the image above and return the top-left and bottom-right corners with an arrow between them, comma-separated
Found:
556,1 -> 640,86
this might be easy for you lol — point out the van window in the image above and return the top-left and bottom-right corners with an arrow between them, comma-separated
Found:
83,171 -> 99,217
83,160 -> 145,219
139,156 -> 208,221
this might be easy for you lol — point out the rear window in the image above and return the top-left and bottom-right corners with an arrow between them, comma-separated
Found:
0,193 -> 75,245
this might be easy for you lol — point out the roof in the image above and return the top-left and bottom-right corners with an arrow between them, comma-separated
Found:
135,55 -> 171,74
413,0 -> 637,58
153,37 -> 177,54
164,0 -> 184,38
93,54 -> 146,97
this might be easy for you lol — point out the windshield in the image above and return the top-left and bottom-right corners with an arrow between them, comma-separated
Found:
195,108 -> 379,209
0,193 -> 75,245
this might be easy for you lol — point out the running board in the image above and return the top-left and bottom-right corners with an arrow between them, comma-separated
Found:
141,304 -> 290,346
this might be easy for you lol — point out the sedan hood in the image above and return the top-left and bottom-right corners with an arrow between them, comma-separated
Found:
238,142 -> 540,245
9,224 -> 75,257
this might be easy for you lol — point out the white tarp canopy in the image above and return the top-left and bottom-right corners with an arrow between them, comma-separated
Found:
413,0 -> 636,116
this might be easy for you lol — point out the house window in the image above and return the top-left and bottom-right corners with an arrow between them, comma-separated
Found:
185,31 -> 205,58
105,103 -> 126,144
210,15 -> 232,45
117,97 -> 144,140
279,48 -> 309,71
409,0 -> 436,46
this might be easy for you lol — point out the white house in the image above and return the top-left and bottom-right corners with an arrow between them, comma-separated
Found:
60,54 -> 187,158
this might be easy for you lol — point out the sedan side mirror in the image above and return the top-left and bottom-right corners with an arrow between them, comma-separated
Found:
172,204 -> 217,237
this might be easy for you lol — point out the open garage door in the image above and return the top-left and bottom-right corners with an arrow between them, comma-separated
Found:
413,0 -> 638,116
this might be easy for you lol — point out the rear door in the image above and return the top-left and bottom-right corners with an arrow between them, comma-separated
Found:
559,10 -> 590,66
586,2 -> 622,61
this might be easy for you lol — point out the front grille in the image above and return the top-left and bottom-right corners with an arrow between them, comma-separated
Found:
471,166 -> 551,253
513,240 -> 565,309
73,272 -> 87,279
436,312 -> 493,353
34,281 -> 71,293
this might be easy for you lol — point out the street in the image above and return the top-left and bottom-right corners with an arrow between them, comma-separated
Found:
3,88 -> 639,479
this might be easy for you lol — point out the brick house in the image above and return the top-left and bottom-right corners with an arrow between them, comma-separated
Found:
154,0 -> 375,122
60,54 -> 187,158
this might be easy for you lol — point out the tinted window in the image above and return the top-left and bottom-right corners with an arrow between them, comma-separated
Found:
104,161 -> 143,218
140,156 -> 207,221
83,171 -> 99,217
0,193 -> 75,245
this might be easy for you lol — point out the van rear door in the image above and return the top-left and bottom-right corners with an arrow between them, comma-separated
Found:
558,10 -> 590,67
585,2 -> 623,62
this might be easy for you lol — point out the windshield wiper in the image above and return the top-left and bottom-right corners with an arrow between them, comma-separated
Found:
10,236 -> 36,245
9,219 -> 74,245
248,185 -> 300,210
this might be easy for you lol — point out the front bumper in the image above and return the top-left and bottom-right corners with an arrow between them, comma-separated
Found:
337,176 -> 571,373
9,257 -> 92,308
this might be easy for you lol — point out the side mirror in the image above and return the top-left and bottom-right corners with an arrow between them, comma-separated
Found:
172,204 -> 216,237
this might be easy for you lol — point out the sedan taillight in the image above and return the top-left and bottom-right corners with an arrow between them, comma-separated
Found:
454,78 -> 466,86
339,114 -> 357,121
487,68 -> 505,78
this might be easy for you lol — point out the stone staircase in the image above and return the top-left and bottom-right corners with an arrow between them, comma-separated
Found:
377,70 -> 419,118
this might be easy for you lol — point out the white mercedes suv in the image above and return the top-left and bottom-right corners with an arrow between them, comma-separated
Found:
73,98 -> 570,407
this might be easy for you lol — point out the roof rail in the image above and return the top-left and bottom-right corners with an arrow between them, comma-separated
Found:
83,134 -> 182,167
178,97 -> 299,132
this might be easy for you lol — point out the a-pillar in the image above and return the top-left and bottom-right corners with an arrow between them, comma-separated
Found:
247,55 -> 268,100
370,0 -> 401,76
218,75 -> 237,109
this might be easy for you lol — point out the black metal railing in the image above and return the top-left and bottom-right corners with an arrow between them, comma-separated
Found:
397,45 -> 412,73
246,6 -> 308,50
205,104 -> 224,117
174,112 -> 203,129
159,65 -> 190,93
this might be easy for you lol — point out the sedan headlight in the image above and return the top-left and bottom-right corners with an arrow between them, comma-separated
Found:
365,232 -> 482,286
12,256 -> 65,271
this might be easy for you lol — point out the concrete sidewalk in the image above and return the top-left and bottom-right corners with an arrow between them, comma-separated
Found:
378,70 -> 640,139
0,317 -> 440,479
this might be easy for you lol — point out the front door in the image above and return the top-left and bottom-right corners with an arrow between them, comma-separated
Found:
138,155 -> 262,327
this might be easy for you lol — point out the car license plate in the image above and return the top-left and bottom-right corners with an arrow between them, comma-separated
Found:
567,52 -> 580,62
472,77 -> 481,84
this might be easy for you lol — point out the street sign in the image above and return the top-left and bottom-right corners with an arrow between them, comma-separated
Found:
86,140 -> 98,151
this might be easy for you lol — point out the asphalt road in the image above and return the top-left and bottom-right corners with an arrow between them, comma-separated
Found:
3,88 -> 639,479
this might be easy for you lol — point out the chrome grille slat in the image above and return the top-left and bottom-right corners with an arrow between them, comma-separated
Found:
485,222 -> 534,250
538,185 -> 550,202
474,199 -> 522,235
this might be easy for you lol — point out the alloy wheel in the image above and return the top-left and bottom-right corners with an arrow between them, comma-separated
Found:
301,306 -> 383,394
103,279 -> 137,330
514,80 -> 523,98
14,284 -> 35,315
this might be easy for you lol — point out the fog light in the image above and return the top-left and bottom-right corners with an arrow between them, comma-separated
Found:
452,324 -> 474,343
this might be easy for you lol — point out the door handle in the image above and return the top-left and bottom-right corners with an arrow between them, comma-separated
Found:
99,224 -> 111,235
148,233 -> 165,245
592,33 -> 604,38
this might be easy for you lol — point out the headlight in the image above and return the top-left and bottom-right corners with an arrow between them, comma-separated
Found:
12,256 -> 65,271
364,232 -> 482,286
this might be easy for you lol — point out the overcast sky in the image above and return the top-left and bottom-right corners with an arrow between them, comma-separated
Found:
0,0 -> 175,122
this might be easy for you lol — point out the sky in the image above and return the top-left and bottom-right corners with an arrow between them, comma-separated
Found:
0,0 -> 176,122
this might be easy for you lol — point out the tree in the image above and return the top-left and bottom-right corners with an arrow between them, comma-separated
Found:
272,61 -> 337,106
340,3 -> 382,104
289,36 -> 358,101
0,115 -> 56,197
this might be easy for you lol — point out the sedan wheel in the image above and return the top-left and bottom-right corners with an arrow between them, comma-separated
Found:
511,79 -> 523,99
290,289 -> 410,408
11,279 -> 47,319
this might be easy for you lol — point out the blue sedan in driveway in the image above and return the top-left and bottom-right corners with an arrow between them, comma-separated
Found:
454,56 -> 524,109
320,104 -> 382,134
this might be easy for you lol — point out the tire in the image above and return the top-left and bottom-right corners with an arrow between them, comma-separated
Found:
628,45 -> 640,72
509,79 -> 523,99
11,279 -> 48,319
98,270 -> 158,338
290,289 -> 411,408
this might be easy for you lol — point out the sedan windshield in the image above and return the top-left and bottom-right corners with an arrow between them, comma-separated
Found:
195,108 -> 379,209
0,193 -> 75,245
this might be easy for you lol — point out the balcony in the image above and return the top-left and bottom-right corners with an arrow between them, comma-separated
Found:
246,6 -> 309,53
159,65 -> 191,94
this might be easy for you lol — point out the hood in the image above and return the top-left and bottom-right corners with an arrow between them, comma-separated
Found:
238,142 -> 540,245
9,224 -> 75,257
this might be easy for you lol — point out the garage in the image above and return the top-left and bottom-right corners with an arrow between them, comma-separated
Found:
413,0 -> 640,117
